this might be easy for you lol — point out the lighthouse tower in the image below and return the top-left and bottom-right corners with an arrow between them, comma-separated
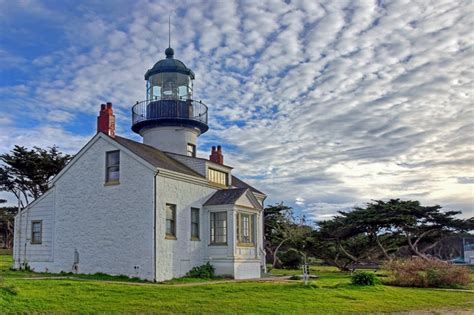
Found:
131,47 -> 208,157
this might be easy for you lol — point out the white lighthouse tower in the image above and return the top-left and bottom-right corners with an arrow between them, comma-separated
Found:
131,46 -> 208,157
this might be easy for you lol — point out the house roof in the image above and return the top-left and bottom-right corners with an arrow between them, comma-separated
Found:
204,188 -> 248,206
113,136 -> 203,178
231,175 -> 264,195
112,135 -> 265,196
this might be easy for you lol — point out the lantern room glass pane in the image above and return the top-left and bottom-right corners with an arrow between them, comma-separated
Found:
147,73 -> 192,101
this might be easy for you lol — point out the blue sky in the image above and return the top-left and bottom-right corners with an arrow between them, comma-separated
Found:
0,0 -> 473,220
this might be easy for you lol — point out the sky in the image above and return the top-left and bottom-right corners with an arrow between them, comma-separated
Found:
0,0 -> 473,220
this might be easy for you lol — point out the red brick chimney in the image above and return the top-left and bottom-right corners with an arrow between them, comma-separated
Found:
97,102 -> 115,137
210,145 -> 224,164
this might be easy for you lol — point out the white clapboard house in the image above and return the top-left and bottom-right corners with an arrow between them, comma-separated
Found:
13,47 -> 266,281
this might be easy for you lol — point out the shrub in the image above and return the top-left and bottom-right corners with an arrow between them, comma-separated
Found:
383,258 -> 470,288
351,272 -> 379,286
279,249 -> 303,269
186,262 -> 215,278
288,275 -> 300,280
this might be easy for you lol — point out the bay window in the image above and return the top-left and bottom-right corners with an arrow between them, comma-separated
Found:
210,212 -> 227,244
237,213 -> 255,245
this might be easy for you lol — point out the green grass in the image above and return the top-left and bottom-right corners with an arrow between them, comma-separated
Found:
1,255 -> 474,314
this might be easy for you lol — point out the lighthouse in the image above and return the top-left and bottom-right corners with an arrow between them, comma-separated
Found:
131,46 -> 208,157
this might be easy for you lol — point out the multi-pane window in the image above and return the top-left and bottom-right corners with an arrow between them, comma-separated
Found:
31,221 -> 42,244
105,151 -> 120,183
191,208 -> 200,240
210,212 -> 227,244
187,143 -> 196,157
237,213 -> 255,245
165,204 -> 176,238
207,168 -> 228,186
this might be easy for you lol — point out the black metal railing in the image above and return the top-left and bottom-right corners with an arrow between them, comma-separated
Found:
132,99 -> 208,130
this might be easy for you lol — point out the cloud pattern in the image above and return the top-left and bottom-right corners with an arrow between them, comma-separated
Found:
0,0 -> 473,219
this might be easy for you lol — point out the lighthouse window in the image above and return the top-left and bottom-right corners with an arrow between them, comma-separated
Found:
187,143 -> 196,157
105,151 -> 120,183
208,168 -> 228,186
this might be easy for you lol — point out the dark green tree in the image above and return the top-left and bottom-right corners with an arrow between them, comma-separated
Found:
0,145 -> 72,207
376,199 -> 473,260
0,199 -> 17,249
0,145 -> 71,249
336,199 -> 472,261
264,203 -> 311,267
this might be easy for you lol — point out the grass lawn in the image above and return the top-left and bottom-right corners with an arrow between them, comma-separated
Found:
1,255 -> 474,314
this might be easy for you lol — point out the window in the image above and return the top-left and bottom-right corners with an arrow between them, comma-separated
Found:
210,212 -> 227,244
187,143 -> 196,157
207,168 -> 228,186
237,213 -> 255,245
165,204 -> 176,238
31,221 -> 42,244
191,208 -> 200,240
106,151 -> 120,183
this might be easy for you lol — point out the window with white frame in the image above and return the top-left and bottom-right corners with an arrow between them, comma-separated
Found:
165,204 -> 176,238
191,207 -> 200,240
105,150 -> 120,183
237,213 -> 255,245
210,212 -> 227,244
31,220 -> 42,244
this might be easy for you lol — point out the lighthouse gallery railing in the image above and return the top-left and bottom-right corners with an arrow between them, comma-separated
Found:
132,99 -> 208,127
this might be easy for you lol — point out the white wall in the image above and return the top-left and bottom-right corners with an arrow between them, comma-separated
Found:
13,190 -> 55,269
142,127 -> 199,155
154,174 -> 216,281
19,136 -> 157,280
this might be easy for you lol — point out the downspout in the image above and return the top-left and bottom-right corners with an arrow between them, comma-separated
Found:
16,198 -> 22,268
153,171 -> 159,281
261,196 -> 267,274
23,204 -> 30,268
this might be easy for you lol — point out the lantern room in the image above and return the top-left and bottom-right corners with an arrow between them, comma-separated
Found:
131,47 -> 209,156
145,47 -> 195,101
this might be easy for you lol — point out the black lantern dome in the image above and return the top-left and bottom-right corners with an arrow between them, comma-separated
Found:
144,47 -> 195,80
132,47 -> 208,135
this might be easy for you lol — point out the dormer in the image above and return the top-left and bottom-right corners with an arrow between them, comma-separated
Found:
163,151 -> 232,188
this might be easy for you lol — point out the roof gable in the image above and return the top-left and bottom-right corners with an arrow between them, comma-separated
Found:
204,188 -> 263,210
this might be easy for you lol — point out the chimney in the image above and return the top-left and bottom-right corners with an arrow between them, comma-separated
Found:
97,102 -> 116,137
210,145 -> 224,164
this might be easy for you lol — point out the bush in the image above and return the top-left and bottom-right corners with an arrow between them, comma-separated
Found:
186,262 -> 215,278
288,275 -> 300,280
383,258 -> 470,288
279,249 -> 303,269
351,272 -> 379,286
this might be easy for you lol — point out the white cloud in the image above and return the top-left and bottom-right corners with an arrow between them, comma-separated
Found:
1,0 -> 473,219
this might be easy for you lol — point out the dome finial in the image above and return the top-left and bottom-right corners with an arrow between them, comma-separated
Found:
165,15 -> 174,58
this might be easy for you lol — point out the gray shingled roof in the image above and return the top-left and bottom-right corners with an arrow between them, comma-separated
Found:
112,136 -> 265,196
231,175 -> 264,195
114,136 -> 203,178
204,188 -> 248,206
